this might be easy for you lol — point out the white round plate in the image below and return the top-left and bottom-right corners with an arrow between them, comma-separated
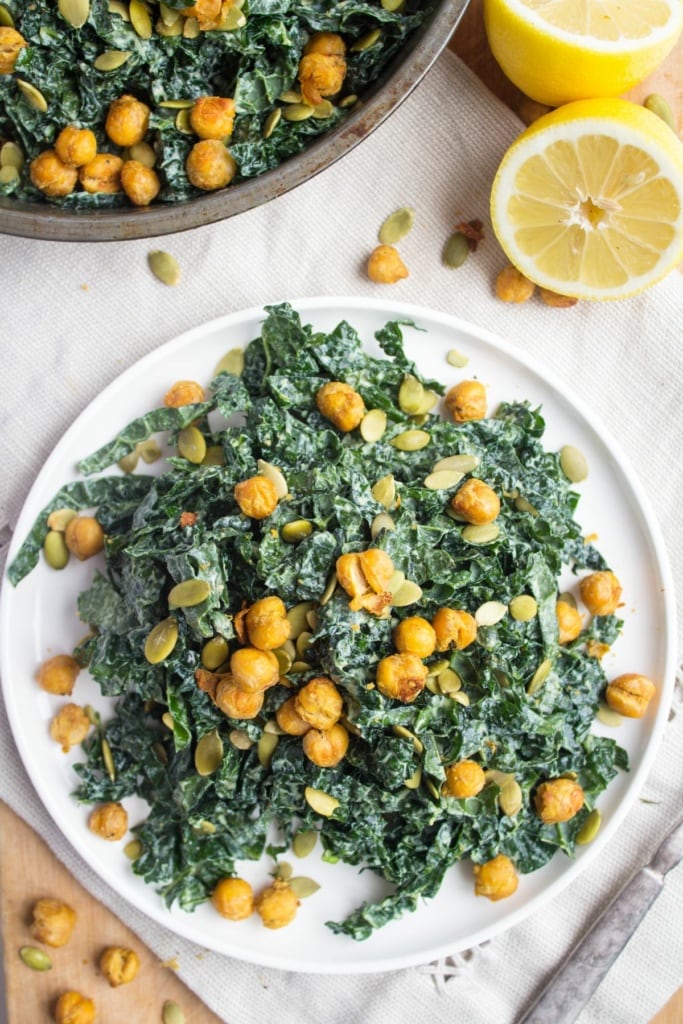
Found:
0,297 -> 676,973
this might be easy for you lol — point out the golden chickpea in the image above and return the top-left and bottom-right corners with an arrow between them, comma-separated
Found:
164,380 -> 206,407
64,515 -> 104,560
230,647 -> 279,692
31,898 -> 77,948
315,381 -> 365,432
255,879 -> 299,929
359,548 -> 393,593
54,126 -> 97,168
294,676 -> 343,730
473,854 -> 519,901
303,31 -> 346,57
539,287 -> 578,308
120,159 -> 161,207
36,654 -> 81,696
88,801 -> 128,841
49,703 -> 91,753
54,991 -> 96,1024
495,265 -> 535,303
431,607 -> 477,652
211,876 -> 254,920
99,946 -> 140,987
392,616 -> 436,658
214,677 -> 264,719
245,596 -> 291,650
182,0 -> 221,29
443,759 -> 486,799
534,778 -> 584,824
335,552 -> 367,598
186,139 -> 237,191
79,153 -> 123,194
367,244 -> 409,284
190,96 -> 236,140
556,599 -> 582,644
234,475 -> 279,519
29,150 -> 78,198
0,26 -> 26,74
105,94 -> 150,147
376,652 -> 428,703
450,478 -> 500,525
303,722 -> 349,767
275,696 -> 311,736
298,40 -> 346,106
444,380 -> 487,422
605,673 -> 656,718
579,570 -> 622,616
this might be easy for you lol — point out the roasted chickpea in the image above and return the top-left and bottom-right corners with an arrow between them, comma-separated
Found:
99,946 -> 140,987
367,244 -> 409,284
450,478 -> 500,525
0,26 -> 26,74
54,126 -> 97,168
49,703 -> 91,753
303,722 -> 349,767
230,647 -> 279,692
303,31 -> 346,57
336,549 -> 394,613
443,759 -> 486,799
298,35 -> 346,106
431,607 -> 477,652
53,991 -> 96,1024
534,778 -> 584,824
473,854 -> 519,901
495,265 -> 535,303
605,673 -> 656,718
392,616 -> 436,658
444,380 -> 487,422
120,159 -> 161,207
255,879 -> 299,929
164,379 -> 206,407
275,696 -> 311,736
359,548 -> 393,592
315,381 -> 365,432
211,876 -> 254,920
29,150 -> 78,198
31,898 -> 77,948
105,94 -> 150,147
234,474 -> 279,519
294,676 -> 343,730
88,801 -> 128,841
181,0 -> 221,28
186,139 -> 237,191
245,596 -> 291,650
64,515 -> 104,560
79,153 -> 123,194
376,652 -> 428,703
335,552 -> 367,597
579,570 -> 622,616
556,599 -> 582,644
214,677 -> 264,719
36,654 -> 81,696
190,96 -> 236,140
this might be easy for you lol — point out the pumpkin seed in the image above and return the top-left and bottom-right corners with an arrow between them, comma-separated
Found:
289,876 -> 320,898
398,374 -> 426,414
124,839 -> 142,860
0,4 -> 15,26
43,530 -> 70,570
138,438 -> 162,462
0,164 -> 17,185
527,658 -> 553,695
144,616 -> 179,664
378,206 -> 415,246
499,778 -> 523,816
351,27 -> 381,50
596,702 -> 622,728
177,425 -> 206,464
148,250 -> 181,285
257,731 -> 279,769
427,659 -> 449,677
381,0 -> 405,11
229,728 -> 253,749
175,108 -> 193,133
337,94 -> 356,109
108,0 -> 130,20
262,108 -> 281,139
446,347 -> 469,368
484,769 -> 514,787
462,523 -> 500,545
162,1001 -> 186,1024
156,16 -> 183,35
282,103 -> 314,122
220,6 -> 246,29
202,445 -> 225,466
181,14 -> 200,36
287,601 -> 316,639
509,594 -> 538,621
102,738 -> 116,781
118,449 -> 139,473
214,347 -> 245,377
423,468 -> 464,491
280,519 -> 312,545
84,705 -> 101,727
437,667 -> 462,694
391,579 -> 423,607
59,0 -> 90,27
370,512 -> 395,539
475,600 -> 507,627
576,808 -> 602,845
159,1 -> 181,24
201,636 -> 229,670
386,569 -> 406,595
275,860 -> 293,880
643,93 -> 675,131
442,231 -> 469,269
450,691 -> 470,706
296,631 -> 312,658
432,453 -> 479,474
559,444 -> 588,483
0,141 -> 24,169
162,711 -> 174,730
292,829 -> 317,858
19,946 -> 52,972
257,458 -> 288,498
159,98 -> 193,109
360,408 -> 387,443
195,729 -> 223,776
371,474 -> 396,509
404,766 -> 422,789
514,495 -> 538,516
168,578 -> 211,607
312,99 -> 335,119
279,89 -> 303,103
414,389 -> 439,415
290,660 -> 311,673
195,819 -> 216,834
153,741 -> 169,764
304,786 -> 339,817
94,49 -> 131,71
17,80 -> 48,113
425,778 -> 441,801
129,0 -> 152,36
390,429 -> 430,452
319,571 -> 337,605
392,724 -> 424,754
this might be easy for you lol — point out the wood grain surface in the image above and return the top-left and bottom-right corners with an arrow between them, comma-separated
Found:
2,4 -> 682,1022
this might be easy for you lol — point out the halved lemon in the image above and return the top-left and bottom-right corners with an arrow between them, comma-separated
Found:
490,98 -> 683,300
483,0 -> 683,106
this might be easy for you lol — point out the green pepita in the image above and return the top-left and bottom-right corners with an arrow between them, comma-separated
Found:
138,438 -> 162,462
370,512 -> 395,539
559,444 -> 588,483
0,4 -> 15,26
643,93 -> 675,131
0,141 -> 23,169
162,711 -> 174,730
398,374 -> 426,414
58,0 -> 90,28
304,786 -> 339,817
220,6 -> 246,29
144,616 -> 179,664
124,838 -> 142,860
596,702 -> 623,728
437,667 -> 462,694
527,658 -> 553,695
201,636 -> 229,670
17,80 -> 48,113
427,659 -> 450,677
175,107 -> 193,133
275,860 -> 293,880
485,769 -> 514,787
274,646 -> 293,674
168,578 -> 211,607
312,99 -> 335,119
162,1001 -> 186,1024
19,946 -> 52,972
475,600 -> 507,627
288,876 -> 321,898
390,429 -> 430,452
279,89 -> 303,103
43,530 -> 70,570
423,468 -> 464,491
158,98 -> 193,109
392,724 -> 424,753
148,250 -> 181,286
257,731 -> 279,769
378,206 -> 415,246
319,571 -> 337,606
229,728 -> 253,750
381,0 -> 405,12
177,425 -> 206,464
257,458 -> 288,498
0,164 -> 18,185
509,594 -> 538,621
442,231 -> 470,269
292,829 -> 317,858
181,14 -> 201,37
514,495 -> 538,516
462,523 -> 500,545
450,690 -> 470,707
404,766 -> 422,789
432,453 -> 479,474
46,508 -> 77,532
446,347 -> 469,368
129,0 -> 152,36
499,778 -> 523,816
287,601 -> 316,639
94,49 -> 131,71
108,0 -> 130,20
262,108 -> 281,139
360,408 -> 387,443
153,742 -> 169,764
214,347 -> 245,377
117,449 -> 139,473
195,729 -> 223,776
101,738 -> 116,781
339,93 -> 358,108
282,103 -> 314,122
202,445 -> 225,466
351,27 -> 381,50
391,579 -> 423,607
371,474 -> 396,509
576,808 -> 602,845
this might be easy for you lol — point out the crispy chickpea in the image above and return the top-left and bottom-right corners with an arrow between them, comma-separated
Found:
29,150 -> 78,198
211,876 -> 254,920
359,548 -> 393,592
443,759 -> 486,799
164,380 -> 206,407
230,647 -> 279,692
275,696 -> 311,736
534,778 -> 584,824
495,265 -> 535,303
120,159 -> 161,207
376,652 -> 427,703
49,703 -> 91,753
190,96 -> 236,140
303,722 -> 349,767
105,94 -> 150,147
450,478 -> 500,525
64,515 -> 105,560
88,801 -> 128,841
556,599 -> 582,644
298,34 -> 346,106
444,380 -> 487,423
431,607 -> 477,652
255,879 -> 299,929
234,474 -> 279,519
336,552 -> 367,597
605,673 -> 656,718
31,898 -> 77,948
393,616 -> 436,658
186,139 -> 237,191
539,287 -> 578,308
36,654 -> 81,696
79,153 -> 123,194
99,946 -> 140,987
214,677 -> 264,719
181,0 -> 221,29
367,244 -> 409,285
336,549 -> 394,613
0,26 -> 26,74
315,381 -> 365,432
579,570 -> 622,616
473,854 -> 519,901
54,126 -> 97,168
303,31 -> 346,57
294,676 -> 343,730
245,596 -> 291,650
53,991 -> 96,1024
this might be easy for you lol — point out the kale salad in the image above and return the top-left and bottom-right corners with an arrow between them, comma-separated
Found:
10,304 -> 628,941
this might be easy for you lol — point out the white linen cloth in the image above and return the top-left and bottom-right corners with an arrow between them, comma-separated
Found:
2,48 -> 683,1024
